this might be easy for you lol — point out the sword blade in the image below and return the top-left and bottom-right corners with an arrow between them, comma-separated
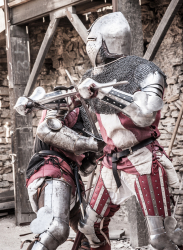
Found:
65,69 -> 100,137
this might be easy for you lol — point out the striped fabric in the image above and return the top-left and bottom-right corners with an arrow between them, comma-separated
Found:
96,111 -> 162,176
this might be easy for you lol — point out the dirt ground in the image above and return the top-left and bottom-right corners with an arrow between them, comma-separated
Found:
0,211 -> 130,250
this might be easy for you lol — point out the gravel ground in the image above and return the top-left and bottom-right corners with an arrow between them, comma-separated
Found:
0,213 -> 151,250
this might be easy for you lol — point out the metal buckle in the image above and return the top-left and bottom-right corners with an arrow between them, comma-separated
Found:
129,147 -> 133,155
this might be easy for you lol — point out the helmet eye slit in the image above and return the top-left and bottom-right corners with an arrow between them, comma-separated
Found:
87,38 -> 97,41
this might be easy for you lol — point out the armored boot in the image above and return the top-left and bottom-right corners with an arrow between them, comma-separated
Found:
146,216 -> 179,250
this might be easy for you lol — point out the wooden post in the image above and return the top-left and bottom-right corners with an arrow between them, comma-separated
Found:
8,25 -> 35,225
23,16 -> 60,97
114,0 -> 148,247
144,0 -> 183,61
115,0 -> 143,57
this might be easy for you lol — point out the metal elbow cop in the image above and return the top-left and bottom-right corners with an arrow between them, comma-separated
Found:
36,117 -> 98,155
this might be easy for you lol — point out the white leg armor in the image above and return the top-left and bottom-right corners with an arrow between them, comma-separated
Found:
146,216 -> 179,250
30,178 -> 71,250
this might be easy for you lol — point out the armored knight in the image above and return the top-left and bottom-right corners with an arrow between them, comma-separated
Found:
78,12 -> 182,250
16,87 -> 104,250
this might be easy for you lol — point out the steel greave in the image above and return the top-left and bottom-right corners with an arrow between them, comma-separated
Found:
146,216 -> 178,250
31,179 -> 71,250
79,204 -> 104,248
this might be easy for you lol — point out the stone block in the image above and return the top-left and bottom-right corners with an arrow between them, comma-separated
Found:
56,76 -> 67,85
2,79 -> 8,87
3,167 -> 12,174
3,173 -> 13,182
62,52 -> 75,67
0,138 -> 7,144
0,109 -> 10,118
0,181 -> 9,188
0,87 -> 9,96
161,117 -> 175,126
160,133 -> 171,140
171,110 -> 179,118
0,127 -> 4,133
0,100 -> 9,108
63,33 -> 70,41
4,161 -> 11,168
0,155 -> 9,161
172,149 -> 183,156
52,58 -> 60,69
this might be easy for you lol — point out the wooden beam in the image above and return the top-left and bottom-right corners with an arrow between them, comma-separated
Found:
0,201 -> 14,210
4,0 -> 13,88
116,0 -> 143,57
9,0 -> 31,8
66,7 -> 88,44
76,1 -> 112,14
0,0 -> 31,8
144,0 -> 183,61
23,8 -> 69,96
10,0 -> 88,25
9,25 -> 35,225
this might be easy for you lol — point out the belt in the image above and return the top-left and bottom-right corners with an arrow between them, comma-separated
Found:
108,137 -> 156,189
39,150 -> 72,166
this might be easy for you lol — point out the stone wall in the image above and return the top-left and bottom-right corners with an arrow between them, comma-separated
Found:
142,0 -> 183,225
0,45 -> 12,193
0,1 -> 183,224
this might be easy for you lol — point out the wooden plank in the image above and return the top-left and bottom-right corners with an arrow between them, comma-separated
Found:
23,14 -> 60,97
0,190 -> 14,203
144,0 -> 183,61
0,201 -> 15,210
9,25 -> 34,225
10,0 -> 88,25
0,0 -> 31,8
8,0 -> 31,7
76,1 -> 112,14
66,7 -> 88,44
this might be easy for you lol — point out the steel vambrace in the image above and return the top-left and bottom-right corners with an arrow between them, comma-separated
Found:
37,118 -> 98,155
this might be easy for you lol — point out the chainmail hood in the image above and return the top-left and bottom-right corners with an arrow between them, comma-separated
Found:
80,55 -> 166,114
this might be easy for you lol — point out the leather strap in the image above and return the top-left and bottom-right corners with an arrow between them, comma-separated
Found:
109,137 -> 156,189
39,149 -> 72,166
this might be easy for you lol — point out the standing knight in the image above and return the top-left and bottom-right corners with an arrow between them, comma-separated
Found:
78,12 -> 182,250
15,87 -> 104,250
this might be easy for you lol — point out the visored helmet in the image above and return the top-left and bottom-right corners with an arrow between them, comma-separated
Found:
86,12 -> 131,67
